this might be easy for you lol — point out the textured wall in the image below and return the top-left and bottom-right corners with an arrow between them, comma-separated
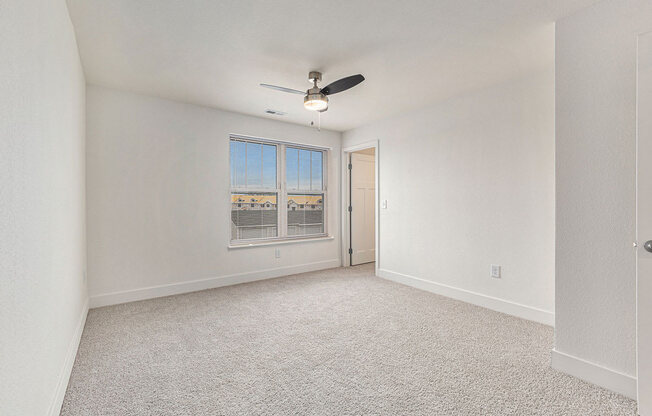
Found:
343,66 -> 555,316
555,0 -> 652,377
0,0 -> 87,414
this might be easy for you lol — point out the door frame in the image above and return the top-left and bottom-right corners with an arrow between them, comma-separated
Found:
341,140 -> 379,275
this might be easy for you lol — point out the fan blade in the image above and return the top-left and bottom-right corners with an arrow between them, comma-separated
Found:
320,74 -> 365,95
260,84 -> 305,95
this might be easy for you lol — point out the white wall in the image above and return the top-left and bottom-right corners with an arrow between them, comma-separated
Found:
343,67 -> 555,324
554,0 -> 652,392
86,86 -> 341,305
0,1 -> 87,415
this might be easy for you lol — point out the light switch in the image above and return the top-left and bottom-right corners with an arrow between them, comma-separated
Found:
382,200 -> 388,209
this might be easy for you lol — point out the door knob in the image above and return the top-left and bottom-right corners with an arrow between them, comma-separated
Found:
645,240 -> 652,253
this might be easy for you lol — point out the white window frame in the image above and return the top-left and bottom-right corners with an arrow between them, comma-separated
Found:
229,134 -> 329,246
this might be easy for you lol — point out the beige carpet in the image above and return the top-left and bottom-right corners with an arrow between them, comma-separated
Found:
61,264 -> 637,415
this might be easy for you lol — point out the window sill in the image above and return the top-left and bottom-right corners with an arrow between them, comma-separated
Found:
228,235 -> 334,249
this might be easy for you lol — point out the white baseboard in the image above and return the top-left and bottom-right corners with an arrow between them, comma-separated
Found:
48,297 -> 89,416
90,259 -> 341,308
377,268 -> 555,326
551,349 -> 637,399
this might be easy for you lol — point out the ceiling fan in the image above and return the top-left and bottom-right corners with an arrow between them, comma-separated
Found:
261,71 -> 364,112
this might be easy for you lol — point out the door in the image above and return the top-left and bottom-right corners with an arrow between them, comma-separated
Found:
638,31 -> 652,415
350,152 -> 375,265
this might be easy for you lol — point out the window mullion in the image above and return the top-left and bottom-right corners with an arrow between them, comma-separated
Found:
279,144 -> 287,238
244,141 -> 248,188
260,144 -> 264,190
323,150 -> 327,234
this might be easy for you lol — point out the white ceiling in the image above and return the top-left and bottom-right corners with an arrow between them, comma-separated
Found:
66,0 -> 598,132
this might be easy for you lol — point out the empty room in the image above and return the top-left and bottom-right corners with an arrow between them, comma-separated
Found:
3,0 -> 652,415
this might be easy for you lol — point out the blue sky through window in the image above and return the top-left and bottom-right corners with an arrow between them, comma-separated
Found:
230,141 -> 246,187
262,144 -> 276,188
298,149 -> 311,190
286,147 -> 298,190
246,143 -> 262,187
230,140 -> 277,189
311,151 -> 322,190
286,147 -> 323,191
231,140 -> 322,191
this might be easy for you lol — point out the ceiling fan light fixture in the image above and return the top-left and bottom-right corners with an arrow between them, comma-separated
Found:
262,71 -> 364,113
304,92 -> 328,111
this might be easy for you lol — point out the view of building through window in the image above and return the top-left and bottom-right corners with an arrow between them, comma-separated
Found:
288,194 -> 324,236
230,137 -> 325,241
230,193 -> 278,240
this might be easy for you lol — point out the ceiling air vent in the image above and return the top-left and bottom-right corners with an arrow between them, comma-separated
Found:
265,109 -> 287,116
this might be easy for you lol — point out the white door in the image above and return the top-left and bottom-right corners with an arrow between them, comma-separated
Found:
350,152 -> 375,265
638,31 -> 652,416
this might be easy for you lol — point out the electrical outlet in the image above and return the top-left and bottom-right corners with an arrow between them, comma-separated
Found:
275,248 -> 281,259
491,265 -> 501,278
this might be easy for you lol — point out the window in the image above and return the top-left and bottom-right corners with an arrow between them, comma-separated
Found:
230,136 -> 327,243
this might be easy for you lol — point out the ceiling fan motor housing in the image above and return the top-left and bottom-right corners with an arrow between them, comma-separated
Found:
308,71 -> 322,83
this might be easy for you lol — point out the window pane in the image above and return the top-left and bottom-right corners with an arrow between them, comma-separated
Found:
287,194 -> 324,236
311,151 -> 323,190
246,142 -> 262,187
286,147 -> 299,190
230,141 -> 236,187
230,140 -> 246,187
298,149 -> 311,190
262,144 -> 276,189
231,193 -> 278,240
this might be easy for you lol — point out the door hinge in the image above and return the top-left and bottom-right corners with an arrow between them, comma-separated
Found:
348,206 -> 352,212
348,248 -> 353,255
348,163 -> 352,170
